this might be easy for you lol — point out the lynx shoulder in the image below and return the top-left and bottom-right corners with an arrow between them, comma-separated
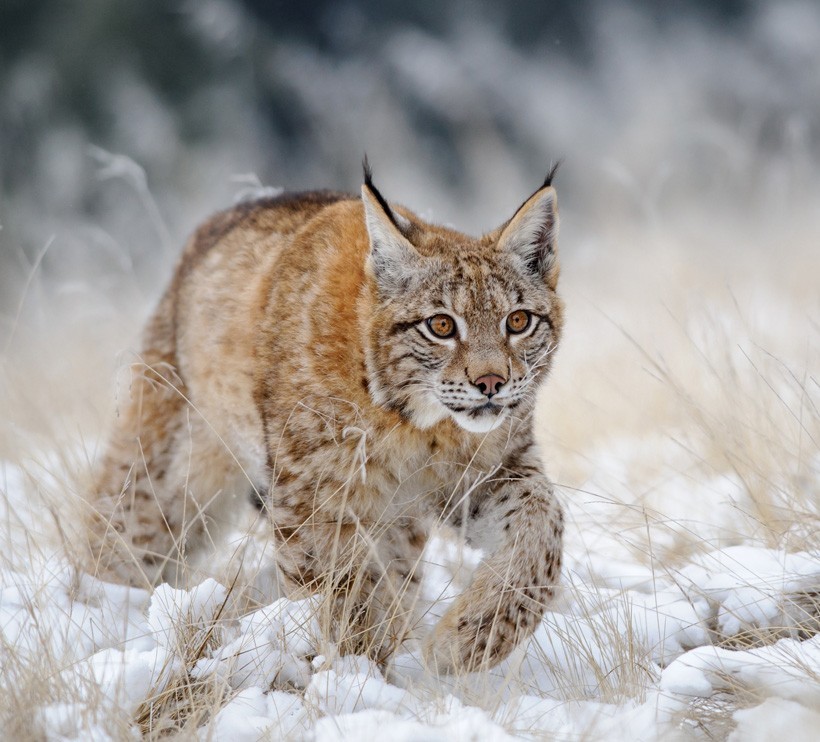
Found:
87,164 -> 565,673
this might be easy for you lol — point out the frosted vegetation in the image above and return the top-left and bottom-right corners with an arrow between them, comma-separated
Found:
1,1 -> 819,739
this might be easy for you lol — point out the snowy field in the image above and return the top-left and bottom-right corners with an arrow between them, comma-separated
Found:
1,210 -> 818,740
2,3 -> 820,739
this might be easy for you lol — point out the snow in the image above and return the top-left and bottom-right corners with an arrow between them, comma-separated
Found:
192,596 -> 319,690
729,698 -> 820,742
662,638 -> 820,705
2,453 -> 820,740
207,687 -> 309,741
679,547 -> 820,637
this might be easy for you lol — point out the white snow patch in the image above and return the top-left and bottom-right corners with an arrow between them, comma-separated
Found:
205,687 -> 310,741
729,698 -> 820,742
147,578 -> 228,649
192,596 -> 319,690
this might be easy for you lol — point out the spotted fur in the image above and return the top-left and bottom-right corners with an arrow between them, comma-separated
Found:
87,168 -> 565,673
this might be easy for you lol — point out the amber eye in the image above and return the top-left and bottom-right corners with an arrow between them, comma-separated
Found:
506,310 -> 532,334
426,314 -> 457,339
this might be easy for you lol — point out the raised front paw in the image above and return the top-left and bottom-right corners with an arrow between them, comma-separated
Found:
422,595 -> 524,674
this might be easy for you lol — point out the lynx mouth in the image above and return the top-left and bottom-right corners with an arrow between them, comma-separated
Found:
468,401 -> 502,416
450,401 -> 507,433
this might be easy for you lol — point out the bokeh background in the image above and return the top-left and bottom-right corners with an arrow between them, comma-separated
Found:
3,0 -> 819,293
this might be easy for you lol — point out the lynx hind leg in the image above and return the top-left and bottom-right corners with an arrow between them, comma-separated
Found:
424,480 -> 563,673
86,340 -> 190,587
87,362 -> 254,588
86,298 -> 194,587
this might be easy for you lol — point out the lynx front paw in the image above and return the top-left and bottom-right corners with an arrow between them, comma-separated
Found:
422,601 -> 518,674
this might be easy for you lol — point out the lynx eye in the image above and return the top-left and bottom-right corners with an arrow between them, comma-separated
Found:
506,309 -> 532,334
426,314 -> 457,339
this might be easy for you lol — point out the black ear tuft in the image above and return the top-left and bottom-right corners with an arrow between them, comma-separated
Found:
542,160 -> 562,189
361,155 -> 399,229
362,154 -> 374,189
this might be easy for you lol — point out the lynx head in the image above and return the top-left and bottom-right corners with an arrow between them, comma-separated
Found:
362,163 -> 564,434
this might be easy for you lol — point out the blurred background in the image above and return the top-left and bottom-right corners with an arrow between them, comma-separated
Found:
2,0 -> 819,296
1,0 -> 818,491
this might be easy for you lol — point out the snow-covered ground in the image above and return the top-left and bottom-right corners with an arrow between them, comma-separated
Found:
2,403 -> 819,740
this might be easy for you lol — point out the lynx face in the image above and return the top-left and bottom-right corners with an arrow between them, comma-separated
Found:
362,175 -> 563,433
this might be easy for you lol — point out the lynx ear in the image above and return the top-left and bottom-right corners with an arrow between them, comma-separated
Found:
497,177 -> 559,284
361,163 -> 421,294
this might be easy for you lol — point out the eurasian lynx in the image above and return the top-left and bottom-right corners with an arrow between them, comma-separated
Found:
88,163 -> 564,673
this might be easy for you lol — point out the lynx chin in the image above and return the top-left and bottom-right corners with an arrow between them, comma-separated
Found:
87,161 -> 565,673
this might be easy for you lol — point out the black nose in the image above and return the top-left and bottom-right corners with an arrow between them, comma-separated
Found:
473,373 -> 506,398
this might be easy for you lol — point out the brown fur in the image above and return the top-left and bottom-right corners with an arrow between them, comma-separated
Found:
87,173 -> 565,673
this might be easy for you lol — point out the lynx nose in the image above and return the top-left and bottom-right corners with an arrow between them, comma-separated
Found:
473,373 -> 506,398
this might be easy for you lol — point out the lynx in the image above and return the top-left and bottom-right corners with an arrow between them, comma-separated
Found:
87,162 -> 565,673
